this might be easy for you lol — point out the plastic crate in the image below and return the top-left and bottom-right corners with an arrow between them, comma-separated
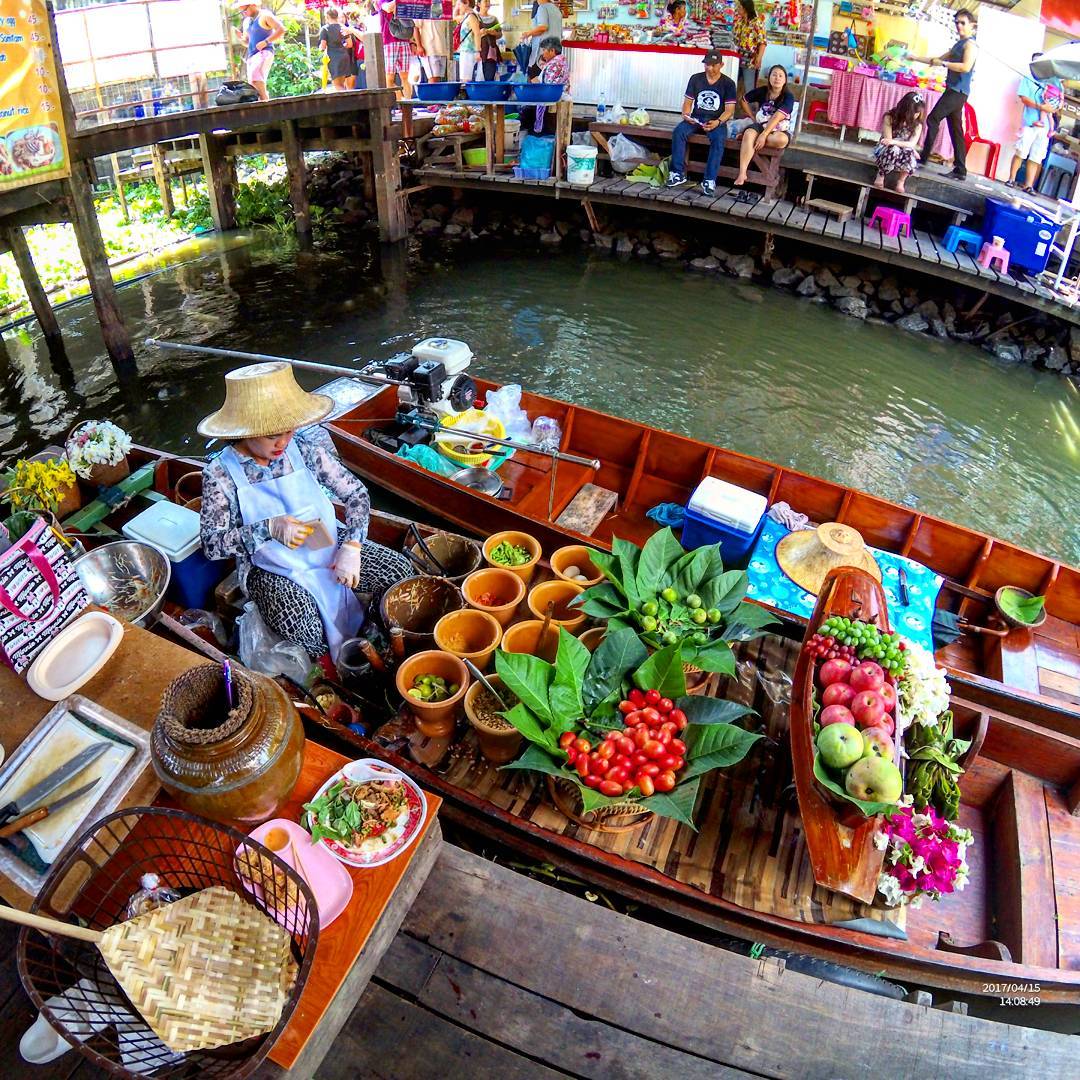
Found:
513,165 -> 551,180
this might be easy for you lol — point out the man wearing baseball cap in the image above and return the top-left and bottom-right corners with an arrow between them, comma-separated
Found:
666,49 -> 737,196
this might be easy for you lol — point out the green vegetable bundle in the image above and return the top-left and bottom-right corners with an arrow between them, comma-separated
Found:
905,711 -> 970,822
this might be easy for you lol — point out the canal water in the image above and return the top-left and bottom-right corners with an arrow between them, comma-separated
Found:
2,230 -> 1078,565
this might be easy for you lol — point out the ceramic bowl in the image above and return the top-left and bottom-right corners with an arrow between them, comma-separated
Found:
26,611 -> 125,701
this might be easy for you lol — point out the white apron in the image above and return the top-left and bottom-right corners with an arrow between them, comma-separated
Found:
222,441 -> 361,662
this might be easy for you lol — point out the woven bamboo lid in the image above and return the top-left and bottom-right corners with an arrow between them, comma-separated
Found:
197,362 -> 332,438
775,522 -> 881,595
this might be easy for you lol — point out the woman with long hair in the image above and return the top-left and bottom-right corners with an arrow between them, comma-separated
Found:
733,0 -> 766,96
734,64 -> 794,187
873,92 -> 926,193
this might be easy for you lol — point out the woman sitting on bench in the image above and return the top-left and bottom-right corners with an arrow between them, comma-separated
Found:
733,65 -> 793,188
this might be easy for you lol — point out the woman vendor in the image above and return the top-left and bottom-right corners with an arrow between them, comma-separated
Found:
652,1 -> 689,38
198,362 -> 411,664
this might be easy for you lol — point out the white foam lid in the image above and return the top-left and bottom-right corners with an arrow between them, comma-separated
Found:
687,477 -> 767,534
122,499 -> 202,562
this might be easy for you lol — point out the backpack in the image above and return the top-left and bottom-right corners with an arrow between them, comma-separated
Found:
215,80 -> 260,106
389,16 -> 414,40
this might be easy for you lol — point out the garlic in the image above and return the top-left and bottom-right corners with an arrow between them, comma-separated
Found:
563,564 -> 581,578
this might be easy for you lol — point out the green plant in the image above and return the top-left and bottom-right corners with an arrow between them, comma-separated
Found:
575,528 -> 777,676
266,39 -> 319,98
906,712 -> 970,821
495,627 -> 762,827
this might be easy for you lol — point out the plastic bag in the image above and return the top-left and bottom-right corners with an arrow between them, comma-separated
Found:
628,107 -> 650,126
609,133 -> 655,174
531,416 -> 562,452
570,131 -> 594,146
609,103 -> 626,124
484,384 -> 533,442
237,601 -> 314,684
177,608 -> 229,645
520,133 -> 555,170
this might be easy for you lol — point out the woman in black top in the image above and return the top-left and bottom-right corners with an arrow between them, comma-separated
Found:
734,64 -> 794,187
319,7 -> 356,91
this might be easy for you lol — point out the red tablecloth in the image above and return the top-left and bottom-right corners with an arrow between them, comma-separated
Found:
827,72 -> 953,158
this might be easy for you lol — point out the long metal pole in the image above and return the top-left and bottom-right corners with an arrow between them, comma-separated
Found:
793,0 -> 820,144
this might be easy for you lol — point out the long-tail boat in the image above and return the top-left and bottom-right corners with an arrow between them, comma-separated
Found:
327,379 -> 1080,735
64,447 -> 1080,1003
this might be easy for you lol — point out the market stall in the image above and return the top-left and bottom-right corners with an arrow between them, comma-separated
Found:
827,70 -> 951,154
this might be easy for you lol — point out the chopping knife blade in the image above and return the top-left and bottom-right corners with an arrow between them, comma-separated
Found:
0,742 -> 110,825
898,567 -> 911,607
0,779 -> 101,839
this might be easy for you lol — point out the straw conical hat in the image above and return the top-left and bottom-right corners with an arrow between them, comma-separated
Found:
775,522 -> 881,595
197,362 -> 332,438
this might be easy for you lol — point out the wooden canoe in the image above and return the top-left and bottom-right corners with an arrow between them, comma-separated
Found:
327,380 -> 1080,735
84,448 -> 1080,1003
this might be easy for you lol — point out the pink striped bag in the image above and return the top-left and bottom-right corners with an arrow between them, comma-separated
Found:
0,517 -> 89,673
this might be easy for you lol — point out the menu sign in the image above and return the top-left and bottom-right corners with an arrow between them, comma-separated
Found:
0,0 -> 70,193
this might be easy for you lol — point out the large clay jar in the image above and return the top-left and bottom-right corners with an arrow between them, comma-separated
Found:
151,663 -> 305,825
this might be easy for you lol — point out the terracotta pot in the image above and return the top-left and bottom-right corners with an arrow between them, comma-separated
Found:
550,544 -> 604,587
578,627 -> 606,653
462,566 -> 526,626
527,579 -> 587,635
85,456 -> 130,490
395,649 -> 469,739
464,675 -> 523,764
483,530 -> 542,585
434,608 -> 503,672
380,576 -> 464,655
408,531 -> 482,584
500,619 -> 561,663
151,664 -> 305,825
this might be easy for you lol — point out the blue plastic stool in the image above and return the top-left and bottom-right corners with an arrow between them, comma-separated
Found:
943,225 -> 982,254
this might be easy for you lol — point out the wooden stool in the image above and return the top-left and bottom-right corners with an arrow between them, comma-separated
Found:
868,205 -> 911,238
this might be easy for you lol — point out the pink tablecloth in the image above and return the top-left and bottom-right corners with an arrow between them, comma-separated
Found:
827,72 -> 954,158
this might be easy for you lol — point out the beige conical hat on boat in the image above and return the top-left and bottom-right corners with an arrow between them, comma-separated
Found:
197,362 -> 333,438
775,522 -> 881,595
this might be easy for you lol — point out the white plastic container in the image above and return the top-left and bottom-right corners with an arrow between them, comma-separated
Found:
688,476 -> 768,531
121,500 -> 219,608
567,144 -> 598,187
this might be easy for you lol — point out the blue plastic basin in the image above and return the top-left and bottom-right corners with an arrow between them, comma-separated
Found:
513,83 -> 565,104
465,81 -> 512,101
416,82 -> 462,102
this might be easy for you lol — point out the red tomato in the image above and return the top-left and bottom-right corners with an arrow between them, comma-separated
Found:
576,756 -> 590,778
597,741 -> 615,760
632,752 -> 649,767
670,738 -> 687,756
641,707 -> 661,726
657,730 -> 672,746
613,754 -> 632,770
618,700 -> 635,714
617,737 -> 635,756
599,780 -> 623,797
659,754 -> 678,770
589,754 -> 609,776
640,763 -> 661,777
669,708 -> 687,729
644,740 -> 666,760
669,757 -> 685,771
629,688 -> 645,705
573,737 -> 592,754
654,770 -> 677,792
633,728 -> 649,749
565,748 -> 577,766
559,731 -> 576,749
637,774 -> 656,797
582,775 -> 601,789
644,689 -> 661,706
658,698 -> 674,714
608,766 -> 629,784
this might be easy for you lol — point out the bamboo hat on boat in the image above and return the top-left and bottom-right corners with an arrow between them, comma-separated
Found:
775,522 -> 881,595
197,362 -> 333,439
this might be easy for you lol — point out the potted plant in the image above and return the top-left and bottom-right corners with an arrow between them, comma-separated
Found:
495,626 -> 763,828
65,420 -> 132,488
1,457 -> 78,541
573,527 -> 777,679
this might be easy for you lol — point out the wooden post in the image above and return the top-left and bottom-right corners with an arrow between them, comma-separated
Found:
369,100 -> 407,243
281,119 -> 312,247
363,32 -> 387,90
2,225 -> 65,357
150,145 -> 175,216
554,99 -> 572,184
198,132 -> 238,232
62,161 -> 136,374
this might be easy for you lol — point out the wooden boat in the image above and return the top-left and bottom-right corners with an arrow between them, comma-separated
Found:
78,446 -> 1080,1003
328,380 -> 1080,734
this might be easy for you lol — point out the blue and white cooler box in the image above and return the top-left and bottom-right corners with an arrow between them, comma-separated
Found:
680,477 -> 768,566
121,500 -> 218,611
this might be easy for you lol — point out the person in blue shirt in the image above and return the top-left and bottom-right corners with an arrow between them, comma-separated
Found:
1008,53 -> 1064,192
665,50 -> 737,196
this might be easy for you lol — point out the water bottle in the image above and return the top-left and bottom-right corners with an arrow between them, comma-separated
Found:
596,91 -> 607,123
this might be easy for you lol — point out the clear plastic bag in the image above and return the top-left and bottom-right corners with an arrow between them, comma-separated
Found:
237,601 -> 314,684
484,383 -> 533,442
609,133 -> 654,174
177,608 -> 229,645
609,103 -> 626,124
628,107 -> 650,126
531,416 -> 562,453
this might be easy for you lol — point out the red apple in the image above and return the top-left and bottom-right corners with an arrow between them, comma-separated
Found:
860,726 -> 895,761
850,661 -> 885,693
878,682 -> 897,713
818,658 -> 853,687
874,712 -> 895,737
820,704 -> 856,728
822,681 -> 856,709
851,690 -> 886,729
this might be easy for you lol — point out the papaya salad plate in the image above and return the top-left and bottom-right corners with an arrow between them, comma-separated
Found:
302,758 -> 427,868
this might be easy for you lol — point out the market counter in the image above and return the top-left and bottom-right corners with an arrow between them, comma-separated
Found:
563,40 -> 739,112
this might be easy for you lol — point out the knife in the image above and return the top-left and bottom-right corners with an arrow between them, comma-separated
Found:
898,567 -> 911,607
0,779 -> 101,839
0,742 -> 110,826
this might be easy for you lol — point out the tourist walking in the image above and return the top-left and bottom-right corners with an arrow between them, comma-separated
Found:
521,1 -> 563,77
380,0 -> 416,97
1009,52 -> 1063,192
873,91 -> 926,194
235,1 -> 285,102
665,49 -> 737,197
319,8 -> 356,92
733,0 -> 766,97
915,8 -> 977,181
413,12 -> 451,83
454,0 -> 482,81
733,64 -> 793,188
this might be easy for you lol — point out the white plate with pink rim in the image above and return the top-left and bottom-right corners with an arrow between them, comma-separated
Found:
302,758 -> 428,869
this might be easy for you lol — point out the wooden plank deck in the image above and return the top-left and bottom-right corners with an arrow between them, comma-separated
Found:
415,166 -> 1080,326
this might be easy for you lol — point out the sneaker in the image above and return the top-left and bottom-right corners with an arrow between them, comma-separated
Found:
665,172 -> 686,188
946,168 -> 967,181
700,180 -> 716,196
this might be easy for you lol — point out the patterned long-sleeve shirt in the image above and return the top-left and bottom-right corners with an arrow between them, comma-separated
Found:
200,428 -> 370,587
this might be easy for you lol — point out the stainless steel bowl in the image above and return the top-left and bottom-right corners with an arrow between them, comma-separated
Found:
74,541 -> 171,626
450,466 -> 504,496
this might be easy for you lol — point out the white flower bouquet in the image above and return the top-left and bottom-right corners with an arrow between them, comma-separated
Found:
66,420 -> 133,481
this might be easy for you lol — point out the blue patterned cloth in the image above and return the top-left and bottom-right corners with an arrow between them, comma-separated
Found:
745,518 -> 942,653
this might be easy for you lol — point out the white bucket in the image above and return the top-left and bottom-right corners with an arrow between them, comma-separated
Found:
566,144 -> 598,186
504,118 -> 521,151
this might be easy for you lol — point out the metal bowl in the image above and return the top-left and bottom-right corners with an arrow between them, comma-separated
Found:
450,466 -> 504,496
75,540 -> 171,626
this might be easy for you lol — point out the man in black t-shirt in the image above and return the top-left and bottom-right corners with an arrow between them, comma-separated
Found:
666,50 -> 737,196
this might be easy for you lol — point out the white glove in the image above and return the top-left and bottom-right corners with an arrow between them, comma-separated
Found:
269,515 -> 314,550
333,542 -> 363,588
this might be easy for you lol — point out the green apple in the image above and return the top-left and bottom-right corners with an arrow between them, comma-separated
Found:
844,756 -> 903,803
816,723 -> 863,769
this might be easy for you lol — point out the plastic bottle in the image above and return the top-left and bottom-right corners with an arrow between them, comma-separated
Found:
596,91 -> 607,122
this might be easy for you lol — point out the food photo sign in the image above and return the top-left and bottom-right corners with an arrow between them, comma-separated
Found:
0,0 -> 70,191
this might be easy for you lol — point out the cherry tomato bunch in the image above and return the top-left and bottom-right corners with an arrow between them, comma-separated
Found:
558,687 -> 689,799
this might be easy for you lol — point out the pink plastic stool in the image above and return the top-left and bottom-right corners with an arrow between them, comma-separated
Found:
867,205 -> 911,237
978,239 -> 1010,273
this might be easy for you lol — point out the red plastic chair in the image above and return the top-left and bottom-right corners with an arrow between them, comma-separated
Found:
962,102 -> 1001,178
806,100 -> 834,126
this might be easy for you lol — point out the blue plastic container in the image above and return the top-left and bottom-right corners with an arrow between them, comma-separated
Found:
465,81 -> 512,101
680,505 -> 765,567
416,82 -> 462,102
981,198 -> 1056,274
513,83 -> 564,104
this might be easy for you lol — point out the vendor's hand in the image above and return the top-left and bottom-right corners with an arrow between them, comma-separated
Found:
269,515 -> 313,549
333,541 -> 363,589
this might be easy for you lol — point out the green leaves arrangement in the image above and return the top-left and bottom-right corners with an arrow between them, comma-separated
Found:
997,588 -> 1046,626
574,528 -> 777,676
495,626 -> 762,828
906,712 -> 970,822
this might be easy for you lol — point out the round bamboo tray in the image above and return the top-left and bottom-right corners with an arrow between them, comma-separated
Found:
546,776 -> 653,834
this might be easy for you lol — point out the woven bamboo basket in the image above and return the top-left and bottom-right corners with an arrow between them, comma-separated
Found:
546,776 -> 653,834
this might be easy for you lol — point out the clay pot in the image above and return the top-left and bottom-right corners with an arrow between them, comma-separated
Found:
434,608 -> 503,672
527,579 -> 587,635
395,649 -> 469,739
578,627 -> 606,652
500,619 -> 561,663
550,544 -> 604,587
408,531 -> 483,583
380,576 -> 464,655
464,675 -> 523,764
483,530 -> 542,585
462,567 -> 526,627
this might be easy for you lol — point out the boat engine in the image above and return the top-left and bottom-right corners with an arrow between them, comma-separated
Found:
360,338 -> 476,417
